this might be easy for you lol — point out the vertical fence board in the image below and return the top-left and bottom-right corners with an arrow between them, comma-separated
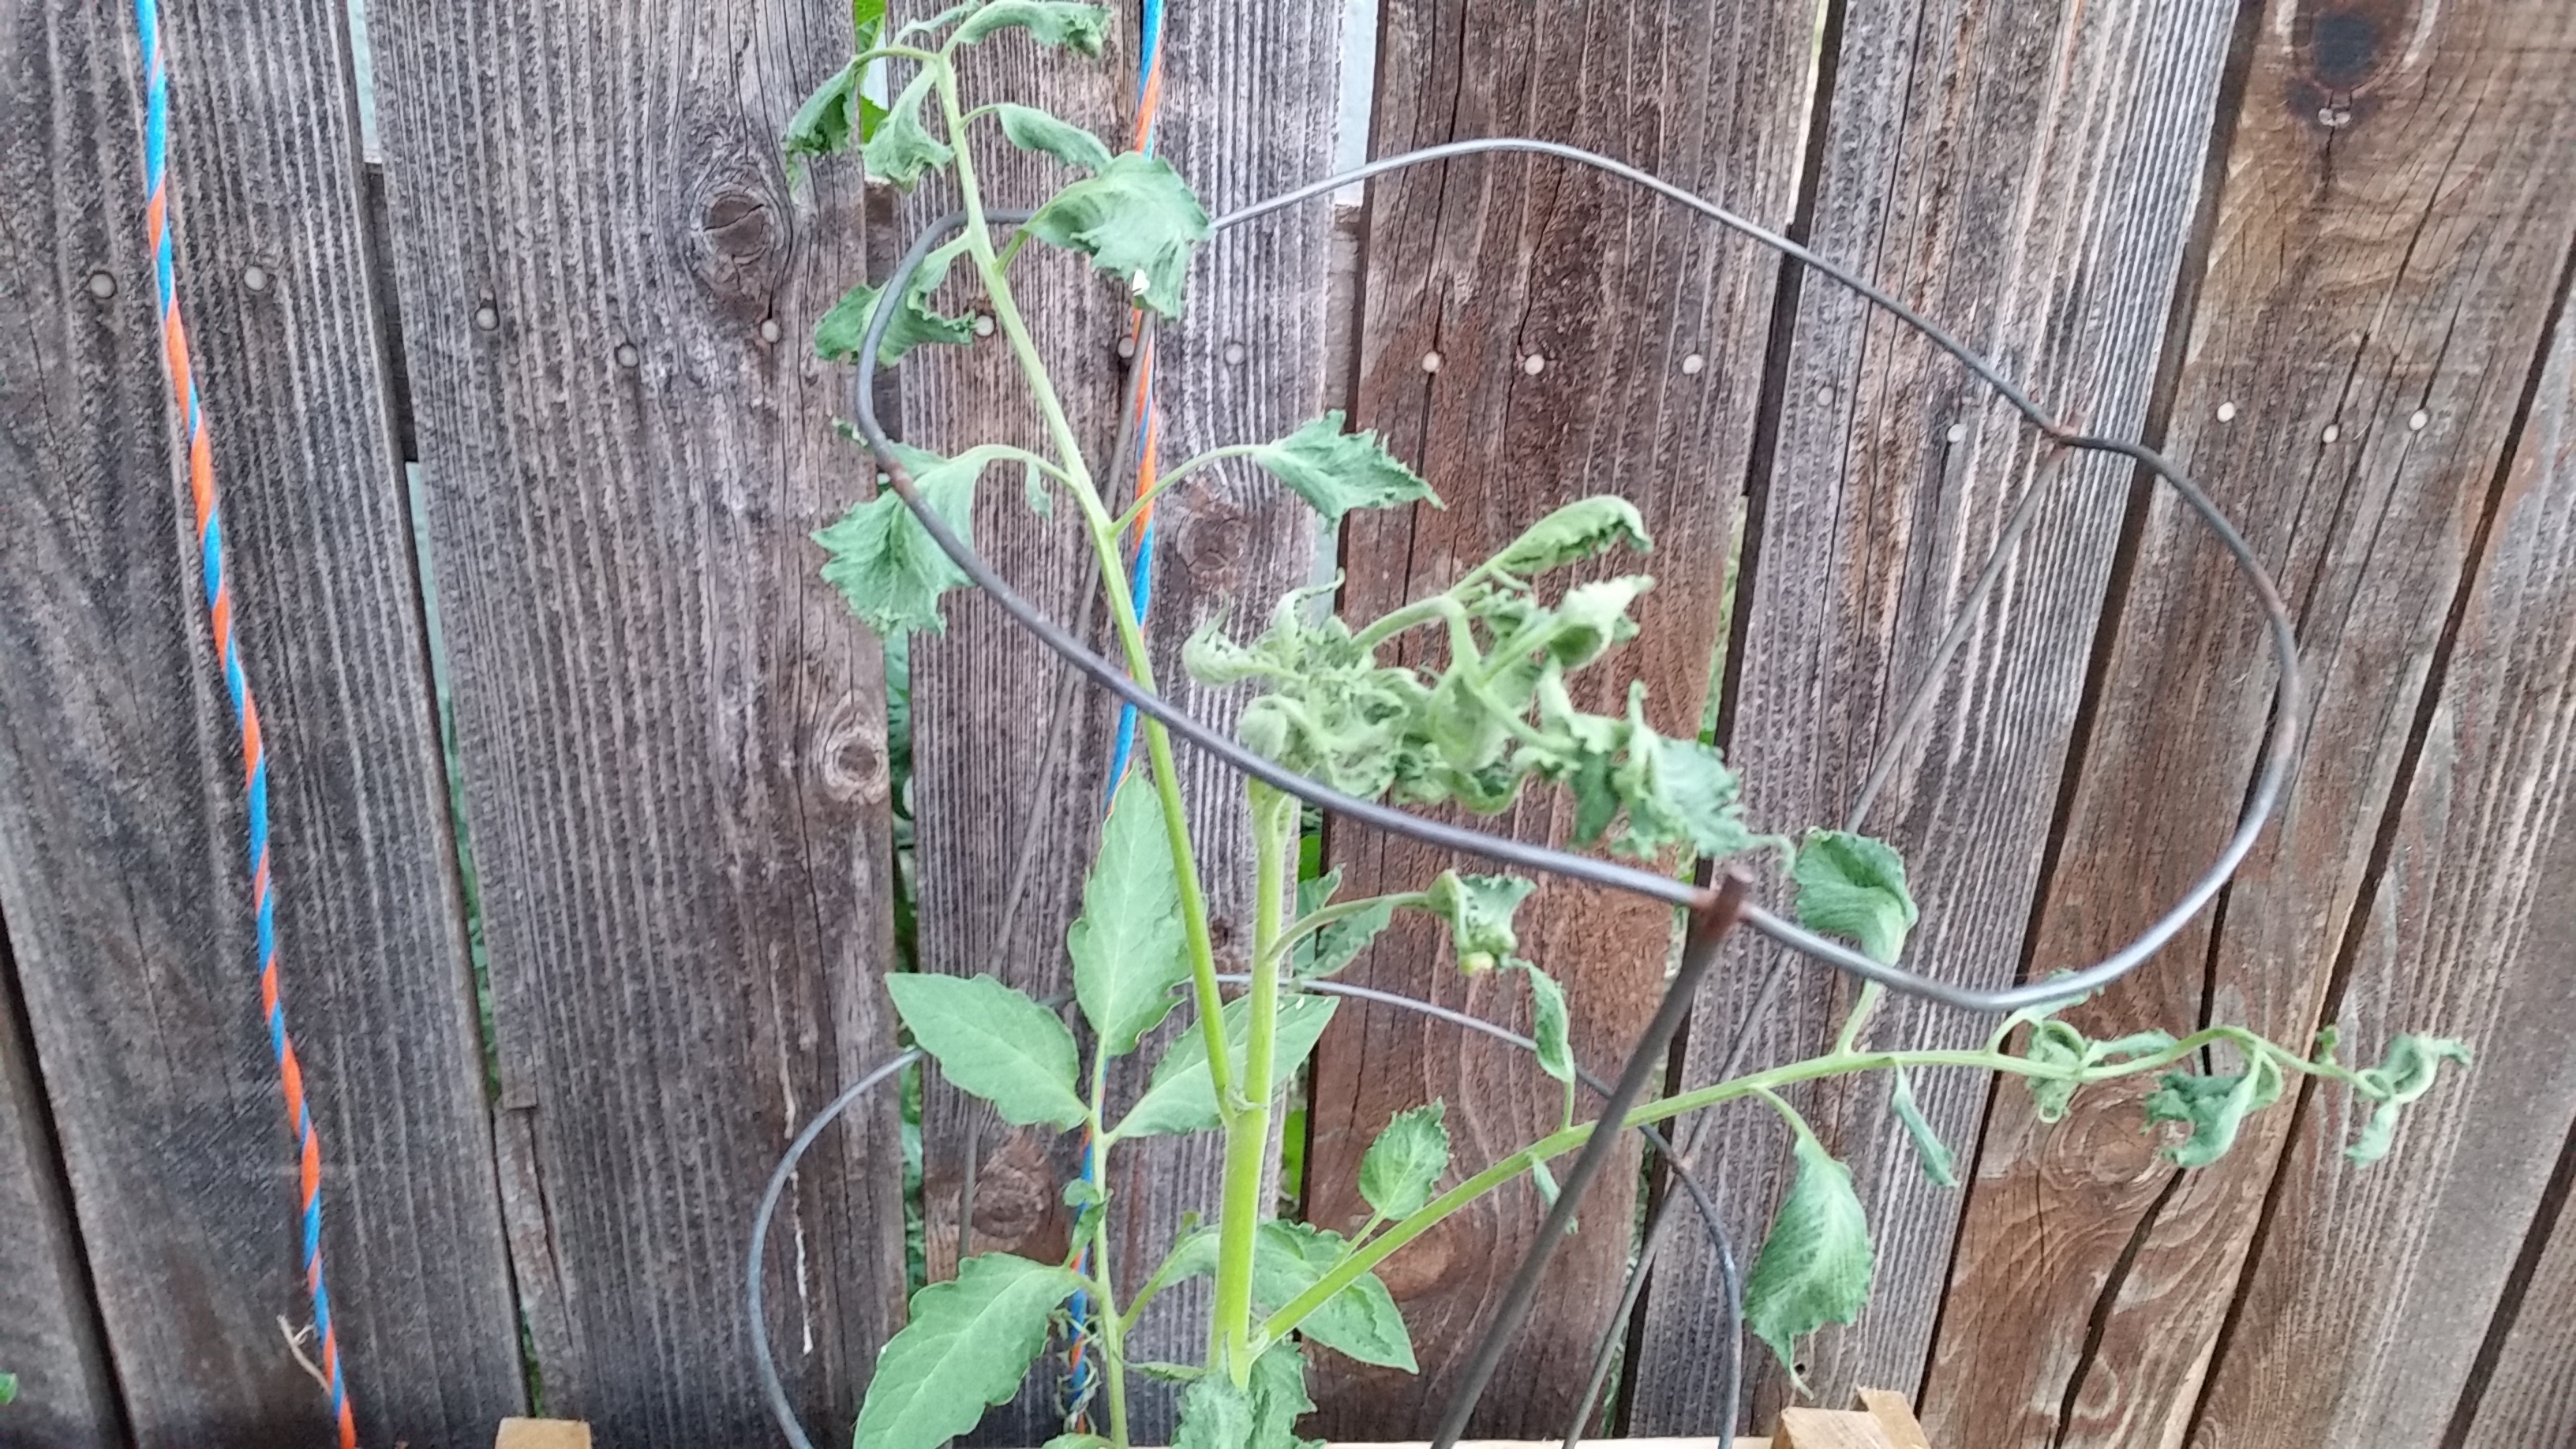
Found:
0,935 -> 119,1448
366,0 -> 908,1438
1117,0 -> 1343,1434
2461,1143 -> 2576,1444
2184,254 -> 2576,1449
1925,2 -> 2576,1444
1301,0 -> 1810,1434
0,0 -> 523,1443
893,13 -> 1130,1444
1627,0 -> 2236,1428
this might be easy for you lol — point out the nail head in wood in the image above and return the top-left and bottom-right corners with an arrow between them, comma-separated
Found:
85,270 -> 117,299
474,303 -> 500,331
1945,422 -> 1967,444
973,314 -> 997,338
1421,350 -> 1442,373
2217,400 -> 2237,421
615,342 -> 641,369
2409,409 -> 2430,430
242,264 -> 271,293
1522,353 -> 1545,375
759,318 -> 783,343
1222,341 -> 1247,365
2322,422 -> 2341,442
1681,351 -> 1706,375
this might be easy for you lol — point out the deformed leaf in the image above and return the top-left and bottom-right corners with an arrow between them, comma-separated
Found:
1743,1130 -> 1873,1395
1025,152 -> 1211,316
1172,1341 -> 1312,1449
784,59 -> 864,175
853,1252 -> 1087,1449
1173,1372 -> 1252,1449
1254,1221 -> 1417,1372
1359,1102 -> 1450,1219
2019,1019 -> 2089,1122
1889,1068 -> 1956,1188
2344,1034 -> 2472,1163
1518,963 -> 1574,1087
1250,412 -> 1442,524
865,69 -> 953,189
953,0 -> 1110,51
1069,772 -> 1190,1056
1421,871 -> 1535,975
2144,1052 -> 2285,1168
1287,869 -> 1397,980
1608,695 -> 1760,859
1115,992 -> 1338,1138
816,442 -> 1017,637
996,103 -> 1114,172
1488,496 -> 1651,577
1791,830 -> 1919,965
884,973 -> 1087,1130
814,237 -> 976,369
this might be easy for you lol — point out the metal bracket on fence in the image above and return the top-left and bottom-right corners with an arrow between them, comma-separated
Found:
757,137 -> 2307,1449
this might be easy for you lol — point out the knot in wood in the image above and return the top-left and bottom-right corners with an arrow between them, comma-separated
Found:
688,178 -> 782,311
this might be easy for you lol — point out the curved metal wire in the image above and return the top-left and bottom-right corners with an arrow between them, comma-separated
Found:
848,140 -> 2305,1016
751,976 -> 1750,1449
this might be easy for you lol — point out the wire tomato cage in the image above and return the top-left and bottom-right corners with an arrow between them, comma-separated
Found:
751,137 -> 2304,1449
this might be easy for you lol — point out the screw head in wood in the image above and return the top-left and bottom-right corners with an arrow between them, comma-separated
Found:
615,342 -> 641,369
85,270 -> 117,299
1680,352 -> 1705,375
243,264 -> 271,293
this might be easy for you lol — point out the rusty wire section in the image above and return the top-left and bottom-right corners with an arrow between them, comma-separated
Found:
752,138 -> 2307,1447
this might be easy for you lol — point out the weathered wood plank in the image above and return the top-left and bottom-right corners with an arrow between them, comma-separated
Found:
2183,242 -> 2576,1448
890,11 -> 1132,1444
1300,0 -> 1813,1435
0,936 -> 120,1448
365,0 -> 909,1438
1923,2 -> 2576,1444
2460,1133 -> 2576,1445
1627,0 -> 2238,1428
0,0 -> 524,1442
1110,0 -> 1344,1436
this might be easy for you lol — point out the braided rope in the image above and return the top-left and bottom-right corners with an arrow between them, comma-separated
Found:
134,3 -> 358,1443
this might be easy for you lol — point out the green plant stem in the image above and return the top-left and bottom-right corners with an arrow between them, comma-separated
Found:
1261,891 -> 1432,972
1252,1025 -> 2365,1352
1211,780 -> 1297,1379
1834,982 -> 1885,1056
934,64 -> 1237,1110
1109,444 -> 1269,536
1082,1048 -> 1133,1449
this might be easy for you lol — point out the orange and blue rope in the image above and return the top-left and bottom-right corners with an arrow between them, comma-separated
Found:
1067,0 -> 1170,1425
136,3 -> 359,1444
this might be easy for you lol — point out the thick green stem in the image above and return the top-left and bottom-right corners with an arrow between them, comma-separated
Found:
1211,781 -> 1297,1379
1083,1049 -> 1133,1449
934,66 -> 1236,1106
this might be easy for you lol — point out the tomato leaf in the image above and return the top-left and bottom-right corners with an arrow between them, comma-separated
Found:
1791,829 -> 1919,965
1488,496 -> 1652,577
884,973 -> 1086,1130
2144,1052 -> 2285,1168
816,441 -> 1020,637
1743,1129 -> 1873,1395
1358,1102 -> 1449,1220
814,237 -> 976,369
865,69 -> 953,189
1025,152 -> 1211,316
1251,412 -> 1441,523
1069,772 -> 1190,1056
996,102 -> 1114,172
954,0 -> 1110,51
2343,1034 -> 2473,1163
853,1253 -> 1087,1449
1420,871 -> 1534,975
1889,1068 -> 1956,1187
1253,1221 -> 1416,1372
1286,869 -> 1397,980
1518,962 -> 1574,1086
784,58 -> 864,177
1114,992 -> 1338,1139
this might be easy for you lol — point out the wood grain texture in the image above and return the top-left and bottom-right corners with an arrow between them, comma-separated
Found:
2183,243 -> 2576,1449
1301,0 -> 1811,1435
2459,1133 -> 2576,1445
0,933 -> 119,1448
365,0 -> 909,1439
1923,3 -> 2576,1446
890,12 -> 1131,1443
1628,0 -> 2237,1428
0,0 -> 523,1443
1114,0 -> 1342,1435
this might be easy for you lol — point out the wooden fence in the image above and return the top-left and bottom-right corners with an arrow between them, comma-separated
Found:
2,0 -> 2572,1445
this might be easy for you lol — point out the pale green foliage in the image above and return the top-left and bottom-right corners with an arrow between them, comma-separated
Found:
2014,1014 -> 2177,1122
1743,1129 -> 1873,1392
884,973 -> 1087,1130
1027,153 -> 1212,315
0,1371 -> 14,1407
866,71 -> 954,188
1518,961 -> 1574,1088
1421,871 -> 1534,975
995,103 -> 1114,171
1487,495 -> 1649,576
1071,773 -> 1191,1055
954,0 -> 1109,51
784,59 -> 870,178
1249,412 -> 1441,522
1114,994 -> 1337,1139
1286,868 -> 1396,979
814,444 -> 977,637
1252,1222 -> 1417,1370
1792,830 -> 1919,964
1358,1102 -> 1450,1219
2144,1054 -> 2284,1167
1174,1342 -> 1316,1449
853,1252 -> 1086,1449
814,237 -> 976,369
2341,1033 -> 2471,1163
1888,1068 -> 1956,1187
